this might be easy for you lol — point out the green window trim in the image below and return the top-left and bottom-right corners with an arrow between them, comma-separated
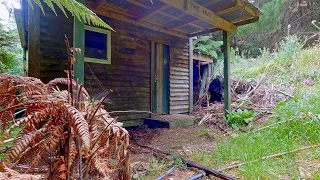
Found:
84,25 -> 111,64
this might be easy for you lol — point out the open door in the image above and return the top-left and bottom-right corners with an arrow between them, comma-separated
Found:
151,42 -> 169,114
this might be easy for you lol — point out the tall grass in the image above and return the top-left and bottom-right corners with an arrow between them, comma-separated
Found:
191,37 -> 320,179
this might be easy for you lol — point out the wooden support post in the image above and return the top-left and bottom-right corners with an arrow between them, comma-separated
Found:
189,38 -> 194,113
223,31 -> 231,115
28,2 -> 40,78
73,0 -> 85,84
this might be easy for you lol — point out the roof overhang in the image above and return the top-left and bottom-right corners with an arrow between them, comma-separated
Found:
86,0 -> 261,38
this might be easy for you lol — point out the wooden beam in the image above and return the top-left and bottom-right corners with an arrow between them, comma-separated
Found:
92,0 -> 105,10
136,3 -> 168,21
166,17 -> 198,30
160,0 -> 237,32
74,0 -> 85,84
179,0 -> 237,29
93,9 -> 188,39
188,17 -> 259,37
167,0 -> 236,31
234,17 -> 259,26
202,0 -> 221,6
213,0 -> 238,15
99,5 -> 136,18
166,0 -> 235,31
223,30 -> 231,115
28,1 -> 40,78
96,6 -> 189,34
158,11 -> 205,30
236,0 -> 260,17
126,0 -> 204,30
126,0 -> 150,9
216,6 -> 239,16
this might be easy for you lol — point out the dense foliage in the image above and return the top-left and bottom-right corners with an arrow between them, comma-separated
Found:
193,36 -> 223,59
237,0 -> 319,57
192,35 -> 320,179
0,19 -> 23,75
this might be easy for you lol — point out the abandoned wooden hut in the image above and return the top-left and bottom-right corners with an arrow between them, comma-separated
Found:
16,0 -> 261,126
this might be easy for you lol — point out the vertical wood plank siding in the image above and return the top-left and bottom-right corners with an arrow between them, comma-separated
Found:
35,12 -> 189,125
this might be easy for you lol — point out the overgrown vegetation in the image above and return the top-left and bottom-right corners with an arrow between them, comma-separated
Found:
191,33 -> 320,179
193,36 -> 223,59
0,18 -> 23,75
224,109 -> 256,129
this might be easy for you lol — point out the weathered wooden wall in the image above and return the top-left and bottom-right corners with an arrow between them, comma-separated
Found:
169,37 -> 190,114
84,18 -> 154,126
38,6 -> 73,83
32,10 -> 189,126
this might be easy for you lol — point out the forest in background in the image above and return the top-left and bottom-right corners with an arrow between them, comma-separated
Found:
1,0 -> 319,75
194,0 -> 319,58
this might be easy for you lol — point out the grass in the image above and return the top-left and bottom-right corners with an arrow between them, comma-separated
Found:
191,37 -> 320,179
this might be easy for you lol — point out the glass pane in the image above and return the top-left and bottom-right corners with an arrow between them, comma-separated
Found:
85,30 -> 108,60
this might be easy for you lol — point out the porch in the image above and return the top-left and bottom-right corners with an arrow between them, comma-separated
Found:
21,0 -> 261,126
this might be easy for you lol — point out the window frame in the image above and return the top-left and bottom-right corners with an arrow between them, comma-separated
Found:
84,25 -> 111,64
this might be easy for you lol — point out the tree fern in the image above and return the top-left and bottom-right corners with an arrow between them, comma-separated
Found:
28,0 -> 114,31
193,36 -> 223,59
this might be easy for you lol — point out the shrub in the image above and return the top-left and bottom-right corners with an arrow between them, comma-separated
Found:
224,109 -> 257,129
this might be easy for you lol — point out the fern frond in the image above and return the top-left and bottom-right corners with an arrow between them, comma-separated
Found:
6,126 -> 47,162
52,157 -> 67,180
91,155 -> 108,177
28,126 -> 62,169
28,0 -> 114,31
67,128 -> 77,170
4,104 -> 53,139
66,104 -> 90,156
47,78 -> 89,98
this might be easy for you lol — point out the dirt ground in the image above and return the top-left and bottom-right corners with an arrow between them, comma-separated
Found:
128,126 -> 226,180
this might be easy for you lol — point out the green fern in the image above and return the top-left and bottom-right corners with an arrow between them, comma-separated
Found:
28,0 -> 114,31
193,36 -> 223,59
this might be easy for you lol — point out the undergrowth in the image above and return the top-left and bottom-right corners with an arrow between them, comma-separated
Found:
224,109 -> 256,129
191,37 -> 320,179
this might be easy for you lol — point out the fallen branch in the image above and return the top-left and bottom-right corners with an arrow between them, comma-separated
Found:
130,132 -> 235,180
275,89 -> 294,98
217,144 -> 320,172
236,74 -> 264,102
251,118 -> 294,133
106,110 -> 170,122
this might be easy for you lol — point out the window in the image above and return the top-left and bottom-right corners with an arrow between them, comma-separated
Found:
84,25 -> 111,64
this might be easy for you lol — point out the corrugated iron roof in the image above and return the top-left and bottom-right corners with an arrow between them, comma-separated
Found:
86,0 -> 261,37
